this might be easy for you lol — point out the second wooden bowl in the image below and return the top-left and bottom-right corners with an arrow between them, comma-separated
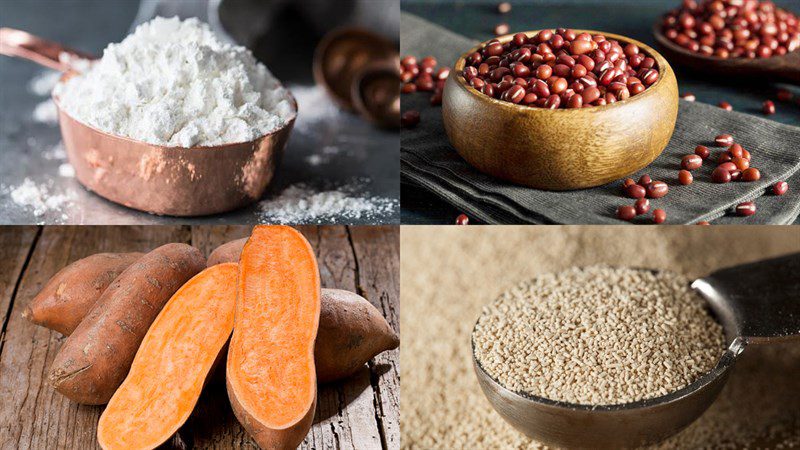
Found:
442,30 -> 679,190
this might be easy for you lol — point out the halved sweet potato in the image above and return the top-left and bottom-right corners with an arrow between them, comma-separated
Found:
97,263 -> 237,450
22,252 -> 143,335
226,226 -> 320,449
208,237 -> 399,382
49,243 -> 206,405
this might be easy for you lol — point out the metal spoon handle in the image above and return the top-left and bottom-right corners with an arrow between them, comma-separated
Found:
0,27 -> 94,71
692,252 -> 800,344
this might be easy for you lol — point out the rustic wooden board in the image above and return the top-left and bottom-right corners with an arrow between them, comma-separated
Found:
0,226 -> 399,450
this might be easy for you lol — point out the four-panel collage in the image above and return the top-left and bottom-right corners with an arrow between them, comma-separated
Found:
0,0 -> 798,449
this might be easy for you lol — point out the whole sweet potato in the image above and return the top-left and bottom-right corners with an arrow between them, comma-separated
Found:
22,252 -> 143,336
48,243 -> 206,405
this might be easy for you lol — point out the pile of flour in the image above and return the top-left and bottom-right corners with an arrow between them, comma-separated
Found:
54,17 -> 295,148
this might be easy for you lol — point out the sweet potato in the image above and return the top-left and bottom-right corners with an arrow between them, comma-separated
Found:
316,289 -> 399,382
208,237 -> 400,382
97,263 -> 237,450
226,226 -> 320,450
206,237 -> 247,266
22,252 -> 143,335
49,243 -> 206,405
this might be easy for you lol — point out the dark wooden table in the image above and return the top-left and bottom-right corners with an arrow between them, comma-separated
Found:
0,225 -> 399,450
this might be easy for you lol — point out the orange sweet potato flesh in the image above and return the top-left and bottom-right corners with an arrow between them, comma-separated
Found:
226,226 -> 320,450
22,252 -> 143,336
49,243 -> 206,405
208,238 -> 399,382
97,263 -> 237,450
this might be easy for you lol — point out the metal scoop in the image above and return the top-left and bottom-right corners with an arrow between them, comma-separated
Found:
472,252 -> 800,449
0,27 -> 296,217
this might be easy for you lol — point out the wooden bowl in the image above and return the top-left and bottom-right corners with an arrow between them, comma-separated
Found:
442,30 -> 679,190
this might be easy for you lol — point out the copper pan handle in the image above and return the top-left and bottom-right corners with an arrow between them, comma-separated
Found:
0,27 -> 94,71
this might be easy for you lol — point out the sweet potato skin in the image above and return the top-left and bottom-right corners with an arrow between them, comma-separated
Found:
316,289 -> 399,382
228,380 -> 317,450
206,237 -> 246,267
208,238 -> 400,382
22,252 -> 143,335
48,243 -> 206,405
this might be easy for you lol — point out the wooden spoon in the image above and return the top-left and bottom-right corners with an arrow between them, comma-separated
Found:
652,23 -> 800,84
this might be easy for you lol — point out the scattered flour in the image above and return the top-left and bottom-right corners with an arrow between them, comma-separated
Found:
42,142 -> 66,160
5,178 -> 75,219
32,99 -> 58,125
28,70 -> 61,96
258,183 -> 397,224
58,163 -> 75,178
304,145 -> 341,166
54,16 -> 295,148
29,53 -> 91,125
290,85 -> 343,135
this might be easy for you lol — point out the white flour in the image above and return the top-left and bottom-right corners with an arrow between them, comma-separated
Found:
54,17 -> 295,148
258,183 -> 397,224
5,178 -> 75,220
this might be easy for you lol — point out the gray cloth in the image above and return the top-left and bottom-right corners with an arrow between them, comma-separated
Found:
401,13 -> 800,224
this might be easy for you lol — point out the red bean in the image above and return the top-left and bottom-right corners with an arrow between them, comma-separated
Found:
401,110 -> 421,128
401,83 -> 417,94
646,181 -> 668,199
567,94 -> 583,109
430,91 -> 443,106
582,86 -> 601,104
732,157 -> 749,171
623,178 -> 636,188
681,154 -> 703,170
616,205 -> 637,221
436,67 -> 451,80
773,181 -> 789,196
728,143 -> 743,158
718,162 -> 737,172
681,92 -> 696,101
456,213 -> 469,225
762,100 -> 776,115
718,101 -> 733,111
718,152 -> 733,163
711,167 -> 731,183
635,198 -> 650,215
466,29 -> 658,109
729,169 -> 742,181
652,209 -> 666,224
741,167 -> 761,182
714,134 -> 734,146
502,85 -> 526,104
696,221 -> 710,225
638,174 -> 652,186
401,55 -> 417,67
694,145 -> 710,159
678,170 -> 693,185
625,184 -> 646,199
494,23 -> 510,36
735,202 -> 756,217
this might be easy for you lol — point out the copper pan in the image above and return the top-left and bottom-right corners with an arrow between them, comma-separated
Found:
0,27 -> 296,217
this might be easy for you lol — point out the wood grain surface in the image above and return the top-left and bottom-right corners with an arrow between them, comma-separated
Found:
0,226 -> 399,450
